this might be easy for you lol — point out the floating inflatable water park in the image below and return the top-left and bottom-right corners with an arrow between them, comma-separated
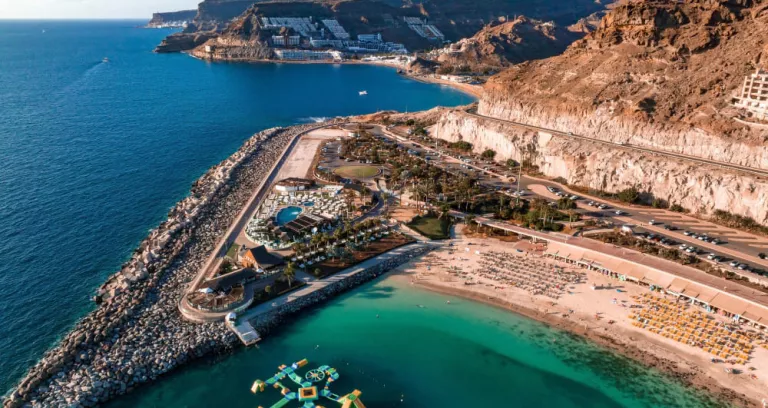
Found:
251,358 -> 366,408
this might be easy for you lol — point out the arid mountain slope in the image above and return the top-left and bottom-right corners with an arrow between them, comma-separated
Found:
434,0 -> 768,224
479,0 -> 768,169
485,0 -> 768,137
435,16 -> 583,70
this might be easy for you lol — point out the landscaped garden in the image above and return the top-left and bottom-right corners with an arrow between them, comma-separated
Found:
407,213 -> 451,240
333,165 -> 380,179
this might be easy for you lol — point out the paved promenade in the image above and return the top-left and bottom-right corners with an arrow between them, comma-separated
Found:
240,242 -> 426,322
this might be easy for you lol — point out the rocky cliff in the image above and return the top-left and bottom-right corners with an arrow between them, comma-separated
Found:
434,110 -> 768,225
481,0 -> 768,170
431,0 -> 768,225
434,16 -> 583,70
146,10 -> 197,27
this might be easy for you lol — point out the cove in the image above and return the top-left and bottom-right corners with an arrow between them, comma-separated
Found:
107,277 -> 725,408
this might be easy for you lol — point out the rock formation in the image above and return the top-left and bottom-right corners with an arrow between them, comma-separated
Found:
433,16 -> 583,71
146,10 -> 197,28
433,0 -> 768,225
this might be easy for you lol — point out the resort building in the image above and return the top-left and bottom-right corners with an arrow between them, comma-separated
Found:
238,245 -> 285,273
403,17 -> 445,41
322,19 -> 350,40
283,213 -> 333,238
275,178 -> 315,193
358,33 -> 382,43
734,68 -> 768,120
274,49 -> 343,61
272,35 -> 301,47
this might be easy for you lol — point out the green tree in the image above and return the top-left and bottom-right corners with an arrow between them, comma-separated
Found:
283,263 -> 296,287
481,149 -> 496,160
617,187 -> 640,204
265,285 -> 272,296
505,159 -> 518,168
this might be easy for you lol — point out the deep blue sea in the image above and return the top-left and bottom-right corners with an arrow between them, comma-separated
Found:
0,20 -> 472,394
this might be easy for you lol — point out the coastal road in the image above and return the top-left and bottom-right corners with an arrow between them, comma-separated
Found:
370,125 -> 768,278
463,110 -> 768,179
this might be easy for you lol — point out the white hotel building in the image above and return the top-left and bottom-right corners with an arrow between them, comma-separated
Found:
734,68 -> 768,121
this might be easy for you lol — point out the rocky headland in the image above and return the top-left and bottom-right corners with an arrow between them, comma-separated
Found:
146,10 -> 197,28
432,0 -> 768,225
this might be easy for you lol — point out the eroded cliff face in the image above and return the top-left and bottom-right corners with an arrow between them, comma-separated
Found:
483,0 -> 768,170
434,110 -> 768,225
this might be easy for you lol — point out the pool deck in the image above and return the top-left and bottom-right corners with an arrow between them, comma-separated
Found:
234,130 -> 342,248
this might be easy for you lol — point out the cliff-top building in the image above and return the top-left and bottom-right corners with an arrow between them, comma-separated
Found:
734,68 -> 768,121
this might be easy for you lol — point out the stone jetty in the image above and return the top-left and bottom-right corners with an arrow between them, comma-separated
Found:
2,123 -> 320,408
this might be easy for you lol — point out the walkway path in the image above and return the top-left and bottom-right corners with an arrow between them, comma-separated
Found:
240,242 -> 426,322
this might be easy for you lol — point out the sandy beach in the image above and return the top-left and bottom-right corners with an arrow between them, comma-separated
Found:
390,226 -> 768,407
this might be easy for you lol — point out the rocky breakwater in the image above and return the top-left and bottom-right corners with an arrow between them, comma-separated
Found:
252,243 -> 434,335
434,109 -> 768,225
3,123 -> 319,408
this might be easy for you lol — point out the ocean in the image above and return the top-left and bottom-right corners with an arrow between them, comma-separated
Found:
108,278 -> 723,408
0,20 -> 725,408
0,20 -> 470,394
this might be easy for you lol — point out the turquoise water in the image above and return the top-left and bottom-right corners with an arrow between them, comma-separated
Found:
0,20 -> 471,393
276,206 -> 304,226
108,277 -> 725,408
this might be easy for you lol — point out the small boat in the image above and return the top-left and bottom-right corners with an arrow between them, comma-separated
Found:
102,57 -> 109,63
358,90 -> 368,96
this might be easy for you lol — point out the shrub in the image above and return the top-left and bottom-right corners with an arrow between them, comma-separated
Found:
651,198 -> 669,209
450,141 -> 473,152
553,177 -> 568,186
481,149 -> 496,160
669,203 -> 688,213
617,187 -> 640,204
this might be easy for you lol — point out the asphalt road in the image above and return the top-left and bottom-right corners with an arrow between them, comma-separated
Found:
369,124 -> 768,279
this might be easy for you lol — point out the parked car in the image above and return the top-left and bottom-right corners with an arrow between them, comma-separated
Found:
648,220 -> 659,226
729,261 -> 740,268
738,264 -> 749,271
598,204 -> 608,210
569,195 -> 580,200
615,210 -> 625,215
547,186 -> 558,193
663,224 -> 677,231
683,230 -> 693,236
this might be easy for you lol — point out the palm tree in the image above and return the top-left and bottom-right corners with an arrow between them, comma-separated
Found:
438,203 -> 450,220
283,262 -> 297,288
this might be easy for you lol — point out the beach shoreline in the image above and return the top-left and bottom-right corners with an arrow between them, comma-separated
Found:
387,230 -> 766,408
187,52 -> 483,98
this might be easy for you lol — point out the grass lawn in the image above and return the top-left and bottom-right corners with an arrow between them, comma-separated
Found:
333,165 -> 380,179
407,215 -> 451,240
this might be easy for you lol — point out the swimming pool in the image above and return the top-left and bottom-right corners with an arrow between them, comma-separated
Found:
275,206 -> 302,226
